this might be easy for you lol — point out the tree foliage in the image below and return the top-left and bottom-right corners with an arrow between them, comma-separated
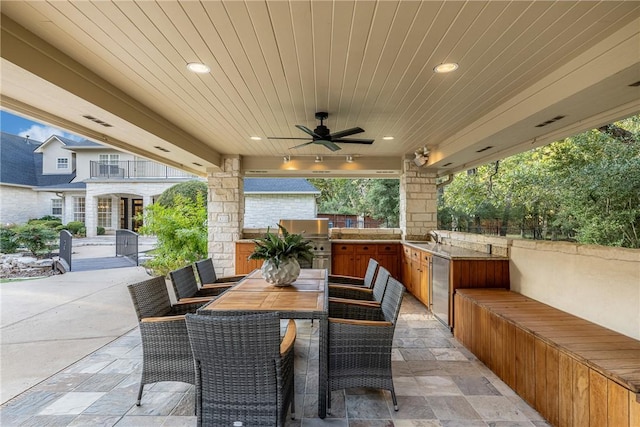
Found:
156,180 -> 207,207
440,115 -> 640,248
308,178 -> 400,226
138,190 -> 208,276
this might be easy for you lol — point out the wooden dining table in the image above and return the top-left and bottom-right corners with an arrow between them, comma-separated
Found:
197,268 -> 329,418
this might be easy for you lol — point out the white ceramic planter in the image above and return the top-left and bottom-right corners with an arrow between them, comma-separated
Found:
261,257 -> 301,287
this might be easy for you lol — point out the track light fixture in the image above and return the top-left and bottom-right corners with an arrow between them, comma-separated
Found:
315,155 -> 323,163
346,155 -> 354,163
283,154 -> 291,163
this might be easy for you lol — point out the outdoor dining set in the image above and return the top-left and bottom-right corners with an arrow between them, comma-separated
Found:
127,258 -> 405,426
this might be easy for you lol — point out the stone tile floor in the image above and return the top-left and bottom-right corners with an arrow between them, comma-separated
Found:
1,294 -> 550,426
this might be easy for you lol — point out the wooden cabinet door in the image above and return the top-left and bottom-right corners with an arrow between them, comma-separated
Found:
235,242 -> 262,274
410,249 -> 422,300
419,253 -> 431,307
376,244 -> 400,279
401,245 -> 412,289
331,244 -> 356,276
354,244 -> 376,278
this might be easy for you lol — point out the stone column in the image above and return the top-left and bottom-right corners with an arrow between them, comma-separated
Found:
207,156 -> 244,276
399,159 -> 437,240
85,195 -> 97,237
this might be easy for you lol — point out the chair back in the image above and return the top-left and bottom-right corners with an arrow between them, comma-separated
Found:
380,277 -> 406,324
194,258 -> 216,284
127,276 -> 172,320
363,258 -> 379,288
169,265 -> 199,300
185,312 -> 283,425
371,266 -> 390,302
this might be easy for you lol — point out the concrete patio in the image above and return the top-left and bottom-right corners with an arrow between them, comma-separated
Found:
1,263 -> 549,426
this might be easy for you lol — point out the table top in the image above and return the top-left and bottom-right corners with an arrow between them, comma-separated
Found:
200,269 -> 327,314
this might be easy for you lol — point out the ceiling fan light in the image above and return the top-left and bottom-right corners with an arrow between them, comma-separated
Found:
433,62 -> 459,73
186,62 -> 210,73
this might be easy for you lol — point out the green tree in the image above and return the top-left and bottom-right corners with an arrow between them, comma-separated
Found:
364,179 -> 400,227
138,191 -> 208,276
156,180 -> 207,207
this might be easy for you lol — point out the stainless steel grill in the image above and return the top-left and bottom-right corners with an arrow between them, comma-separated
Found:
279,219 -> 331,272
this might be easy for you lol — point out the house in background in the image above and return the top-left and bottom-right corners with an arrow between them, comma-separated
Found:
243,178 -> 320,228
0,132 -> 196,235
1,132 -> 321,235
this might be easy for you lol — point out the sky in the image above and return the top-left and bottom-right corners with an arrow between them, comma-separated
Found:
1,110 -> 83,143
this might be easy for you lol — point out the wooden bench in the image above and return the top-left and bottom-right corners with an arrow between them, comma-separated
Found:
454,288 -> 640,427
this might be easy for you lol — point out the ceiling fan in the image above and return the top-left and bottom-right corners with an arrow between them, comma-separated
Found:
267,112 -> 374,152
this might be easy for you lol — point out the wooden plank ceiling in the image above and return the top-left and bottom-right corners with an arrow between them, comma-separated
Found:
1,1 -> 639,176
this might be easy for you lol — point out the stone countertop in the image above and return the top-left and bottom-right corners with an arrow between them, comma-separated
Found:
329,239 -> 403,244
402,241 -> 508,260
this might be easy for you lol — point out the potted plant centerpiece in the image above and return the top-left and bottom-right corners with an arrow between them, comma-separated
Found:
248,224 -> 314,286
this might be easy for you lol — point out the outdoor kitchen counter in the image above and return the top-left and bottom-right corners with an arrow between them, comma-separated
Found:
403,241 -> 508,260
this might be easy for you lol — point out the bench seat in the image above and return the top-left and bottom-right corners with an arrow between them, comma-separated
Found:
454,288 -> 640,427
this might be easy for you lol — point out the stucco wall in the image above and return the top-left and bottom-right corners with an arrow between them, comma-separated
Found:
0,185 -> 59,224
509,239 -> 640,340
244,194 -> 317,228
41,141 -> 73,175
442,231 -> 640,340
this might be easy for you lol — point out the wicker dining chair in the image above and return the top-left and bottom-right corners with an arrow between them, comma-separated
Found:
327,276 -> 406,413
328,265 -> 390,303
185,312 -> 296,427
328,258 -> 379,287
194,258 -> 245,290
127,276 -> 206,407
169,264 -> 232,302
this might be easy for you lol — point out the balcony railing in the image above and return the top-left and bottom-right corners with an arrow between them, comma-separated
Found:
89,161 -> 197,179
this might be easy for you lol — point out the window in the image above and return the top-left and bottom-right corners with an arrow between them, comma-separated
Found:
51,199 -> 63,217
74,197 -> 85,223
99,154 -> 119,164
57,158 -> 69,169
97,197 -> 112,228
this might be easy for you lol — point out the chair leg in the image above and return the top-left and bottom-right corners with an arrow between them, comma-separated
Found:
390,388 -> 398,411
136,382 -> 144,406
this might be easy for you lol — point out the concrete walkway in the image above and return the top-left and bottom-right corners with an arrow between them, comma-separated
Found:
0,238 -> 156,404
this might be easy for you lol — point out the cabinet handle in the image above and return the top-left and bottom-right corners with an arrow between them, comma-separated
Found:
341,246 -> 347,250
385,246 -> 391,250
363,246 -> 369,250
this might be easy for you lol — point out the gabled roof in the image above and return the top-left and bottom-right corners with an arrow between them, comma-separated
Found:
244,178 -> 319,195
34,134 -> 103,153
1,132 -> 76,187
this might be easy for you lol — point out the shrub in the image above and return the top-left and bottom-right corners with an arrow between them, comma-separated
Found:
156,180 -> 207,207
66,221 -> 85,235
78,227 -> 87,237
0,226 -> 19,254
14,224 -> 58,256
97,226 -> 105,235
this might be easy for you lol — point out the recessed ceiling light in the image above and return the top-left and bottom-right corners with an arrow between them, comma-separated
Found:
382,136 -> 394,140
186,62 -> 210,73
250,136 -> 262,140
433,62 -> 459,73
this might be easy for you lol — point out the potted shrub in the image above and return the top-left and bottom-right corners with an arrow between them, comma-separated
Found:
248,224 -> 313,286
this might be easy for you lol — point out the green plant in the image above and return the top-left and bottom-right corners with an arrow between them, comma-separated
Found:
14,224 -> 58,256
156,180 -> 207,207
97,226 -> 106,235
66,221 -> 85,235
0,226 -> 19,253
248,224 -> 313,268
138,192 -> 207,276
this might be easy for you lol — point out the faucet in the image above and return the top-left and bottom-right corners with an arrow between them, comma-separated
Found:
426,230 -> 441,244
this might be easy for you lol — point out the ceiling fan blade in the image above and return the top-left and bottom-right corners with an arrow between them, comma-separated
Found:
295,125 -> 322,139
332,138 -> 375,144
317,140 -> 342,152
290,141 -> 315,149
329,127 -> 365,139
267,136 -> 313,140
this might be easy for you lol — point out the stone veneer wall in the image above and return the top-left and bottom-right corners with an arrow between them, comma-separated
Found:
244,194 -> 317,228
208,156 -> 244,277
400,160 -> 437,240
